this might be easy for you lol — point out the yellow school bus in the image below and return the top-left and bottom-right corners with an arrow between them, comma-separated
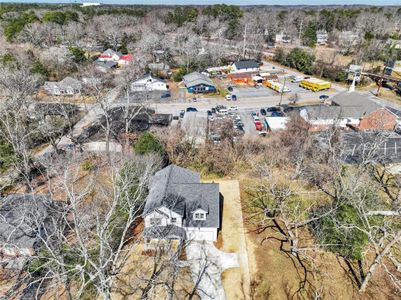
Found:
299,78 -> 331,92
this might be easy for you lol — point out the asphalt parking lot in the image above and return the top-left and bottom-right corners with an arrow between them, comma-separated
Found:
317,131 -> 401,164
238,109 -> 259,136
234,87 -> 277,98
181,111 -> 207,144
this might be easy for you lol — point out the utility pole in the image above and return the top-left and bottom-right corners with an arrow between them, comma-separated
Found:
243,23 -> 248,59
279,76 -> 287,106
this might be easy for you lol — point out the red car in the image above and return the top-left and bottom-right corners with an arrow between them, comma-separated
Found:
254,121 -> 263,131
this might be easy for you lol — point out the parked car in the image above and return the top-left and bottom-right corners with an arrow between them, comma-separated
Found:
282,105 -> 298,114
179,110 -> 185,118
211,107 -> 216,113
172,115 -> 179,120
160,92 -> 171,99
260,108 -> 267,116
231,94 -> 237,101
266,106 -> 280,113
271,111 -> 284,117
228,106 -> 238,111
217,109 -> 228,114
192,97 -> 197,102
251,112 -> 260,121
207,110 -> 212,116
186,107 -> 198,112
319,95 -> 329,101
254,121 -> 263,131
225,94 -> 232,101
290,75 -> 304,83
227,85 -> 234,92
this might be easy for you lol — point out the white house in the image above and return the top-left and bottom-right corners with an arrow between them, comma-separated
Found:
275,33 -> 292,44
130,74 -> 168,92
142,165 -> 220,242
231,59 -> 260,73
316,31 -> 328,45
97,49 -> 122,62
44,77 -> 82,96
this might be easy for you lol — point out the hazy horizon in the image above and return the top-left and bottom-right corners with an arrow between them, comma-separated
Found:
0,0 -> 400,6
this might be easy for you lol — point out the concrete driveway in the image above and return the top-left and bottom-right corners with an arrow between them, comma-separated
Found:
186,241 -> 240,300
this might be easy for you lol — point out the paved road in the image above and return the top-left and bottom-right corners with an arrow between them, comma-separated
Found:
152,90 -> 339,115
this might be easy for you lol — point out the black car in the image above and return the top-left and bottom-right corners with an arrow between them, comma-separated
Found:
271,111 -> 284,117
160,92 -> 171,99
207,110 -> 212,116
211,108 -> 216,113
186,107 -> 198,112
227,86 -> 234,92
260,108 -> 267,116
266,106 -> 280,112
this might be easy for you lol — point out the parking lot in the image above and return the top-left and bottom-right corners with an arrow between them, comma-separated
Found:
181,111 -> 207,144
234,87 -> 278,98
315,131 -> 401,164
238,109 -> 259,136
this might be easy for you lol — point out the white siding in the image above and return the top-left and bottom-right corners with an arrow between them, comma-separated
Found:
186,227 -> 217,241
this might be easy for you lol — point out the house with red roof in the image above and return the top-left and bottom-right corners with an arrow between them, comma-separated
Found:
96,49 -> 133,67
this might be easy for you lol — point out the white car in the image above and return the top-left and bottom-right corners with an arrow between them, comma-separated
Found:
291,75 -> 304,83
228,106 -> 238,111
225,94 -> 232,101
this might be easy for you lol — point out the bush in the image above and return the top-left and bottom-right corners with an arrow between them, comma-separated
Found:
172,67 -> 188,82
31,59 -> 49,77
69,47 -> 87,64
313,205 -> 368,260
0,142 -> 16,173
81,159 -> 95,172
134,132 -> 165,155
284,48 -> 315,75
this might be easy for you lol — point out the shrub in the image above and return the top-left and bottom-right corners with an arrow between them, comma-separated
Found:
134,132 -> 165,156
81,159 -> 95,172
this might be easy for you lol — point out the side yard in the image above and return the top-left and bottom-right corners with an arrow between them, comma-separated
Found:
206,179 -> 251,300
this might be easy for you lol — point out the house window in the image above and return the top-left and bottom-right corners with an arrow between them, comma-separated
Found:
194,213 -> 206,220
150,218 -> 162,226
171,217 -> 177,223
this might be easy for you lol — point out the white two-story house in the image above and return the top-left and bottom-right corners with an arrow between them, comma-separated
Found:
130,74 -> 168,92
142,165 -> 220,242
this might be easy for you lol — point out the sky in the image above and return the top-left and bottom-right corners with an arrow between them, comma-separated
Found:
0,0 -> 400,5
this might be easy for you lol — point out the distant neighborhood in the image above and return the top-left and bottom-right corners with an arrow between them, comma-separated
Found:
1,3 -> 401,300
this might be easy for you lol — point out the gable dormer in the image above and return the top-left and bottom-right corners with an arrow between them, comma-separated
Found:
192,208 -> 208,221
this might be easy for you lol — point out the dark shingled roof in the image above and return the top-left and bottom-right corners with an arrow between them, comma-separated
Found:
143,165 -> 220,231
331,92 -> 383,116
0,194 -> 62,250
233,59 -> 259,70
303,92 -> 395,120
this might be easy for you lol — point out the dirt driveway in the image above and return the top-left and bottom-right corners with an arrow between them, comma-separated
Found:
207,180 -> 251,300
